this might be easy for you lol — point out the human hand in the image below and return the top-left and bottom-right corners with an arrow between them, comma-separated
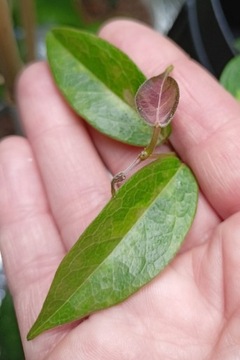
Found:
1,19 -> 240,360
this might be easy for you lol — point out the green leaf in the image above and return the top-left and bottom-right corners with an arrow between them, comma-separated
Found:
220,55 -> 240,100
46,27 -> 171,146
233,37 -> 240,53
0,289 -> 24,359
35,0 -> 85,27
27,155 -> 198,340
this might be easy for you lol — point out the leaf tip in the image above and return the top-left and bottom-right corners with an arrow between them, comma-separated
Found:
165,64 -> 174,76
26,325 -> 39,341
26,313 -> 50,341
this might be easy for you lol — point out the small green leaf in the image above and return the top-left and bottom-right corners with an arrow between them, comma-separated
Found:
46,27 -> 171,146
27,155 -> 198,340
135,65 -> 179,127
220,55 -> 240,100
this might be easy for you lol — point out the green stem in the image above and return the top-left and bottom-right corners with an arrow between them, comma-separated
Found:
0,0 -> 23,102
139,125 -> 161,160
111,126 -> 161,196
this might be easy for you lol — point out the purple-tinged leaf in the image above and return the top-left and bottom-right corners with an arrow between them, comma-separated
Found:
135,65 -> 180,127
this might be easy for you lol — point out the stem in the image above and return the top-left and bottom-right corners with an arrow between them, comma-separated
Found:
19,0 -> 36,61
0,0 -> 23,102
111,126 -> 161,196
111,156 -> 142,196
140,125 -> 161,160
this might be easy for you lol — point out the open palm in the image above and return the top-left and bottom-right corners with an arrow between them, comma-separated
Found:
1,20 -> 240,360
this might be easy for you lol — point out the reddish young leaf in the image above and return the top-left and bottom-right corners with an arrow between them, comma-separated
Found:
135,65 -> 179,127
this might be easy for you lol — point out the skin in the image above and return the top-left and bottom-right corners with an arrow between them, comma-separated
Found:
1,19 -> 240,359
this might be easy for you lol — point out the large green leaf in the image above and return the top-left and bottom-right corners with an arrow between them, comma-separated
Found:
27,155 -> 198,340
46,28 -> 171,146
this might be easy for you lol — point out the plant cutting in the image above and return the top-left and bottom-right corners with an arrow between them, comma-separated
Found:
26,28 -> 198,340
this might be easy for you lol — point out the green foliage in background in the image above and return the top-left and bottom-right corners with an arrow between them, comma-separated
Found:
220,54 -> 240,101
12,0 -> 99,31
0,289 -> 24,360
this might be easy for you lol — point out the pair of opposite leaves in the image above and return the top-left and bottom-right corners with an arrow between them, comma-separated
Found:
27,28 -> 198,340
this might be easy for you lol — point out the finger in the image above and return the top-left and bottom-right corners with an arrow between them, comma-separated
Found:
98,19 -> 240,219
0,136 -> 66,356
16,62 -> 111,250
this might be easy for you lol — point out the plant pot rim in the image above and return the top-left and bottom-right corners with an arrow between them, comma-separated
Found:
168,0 -> 239,78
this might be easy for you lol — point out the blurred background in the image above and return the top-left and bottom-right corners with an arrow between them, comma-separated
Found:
0,0 -> 239,358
